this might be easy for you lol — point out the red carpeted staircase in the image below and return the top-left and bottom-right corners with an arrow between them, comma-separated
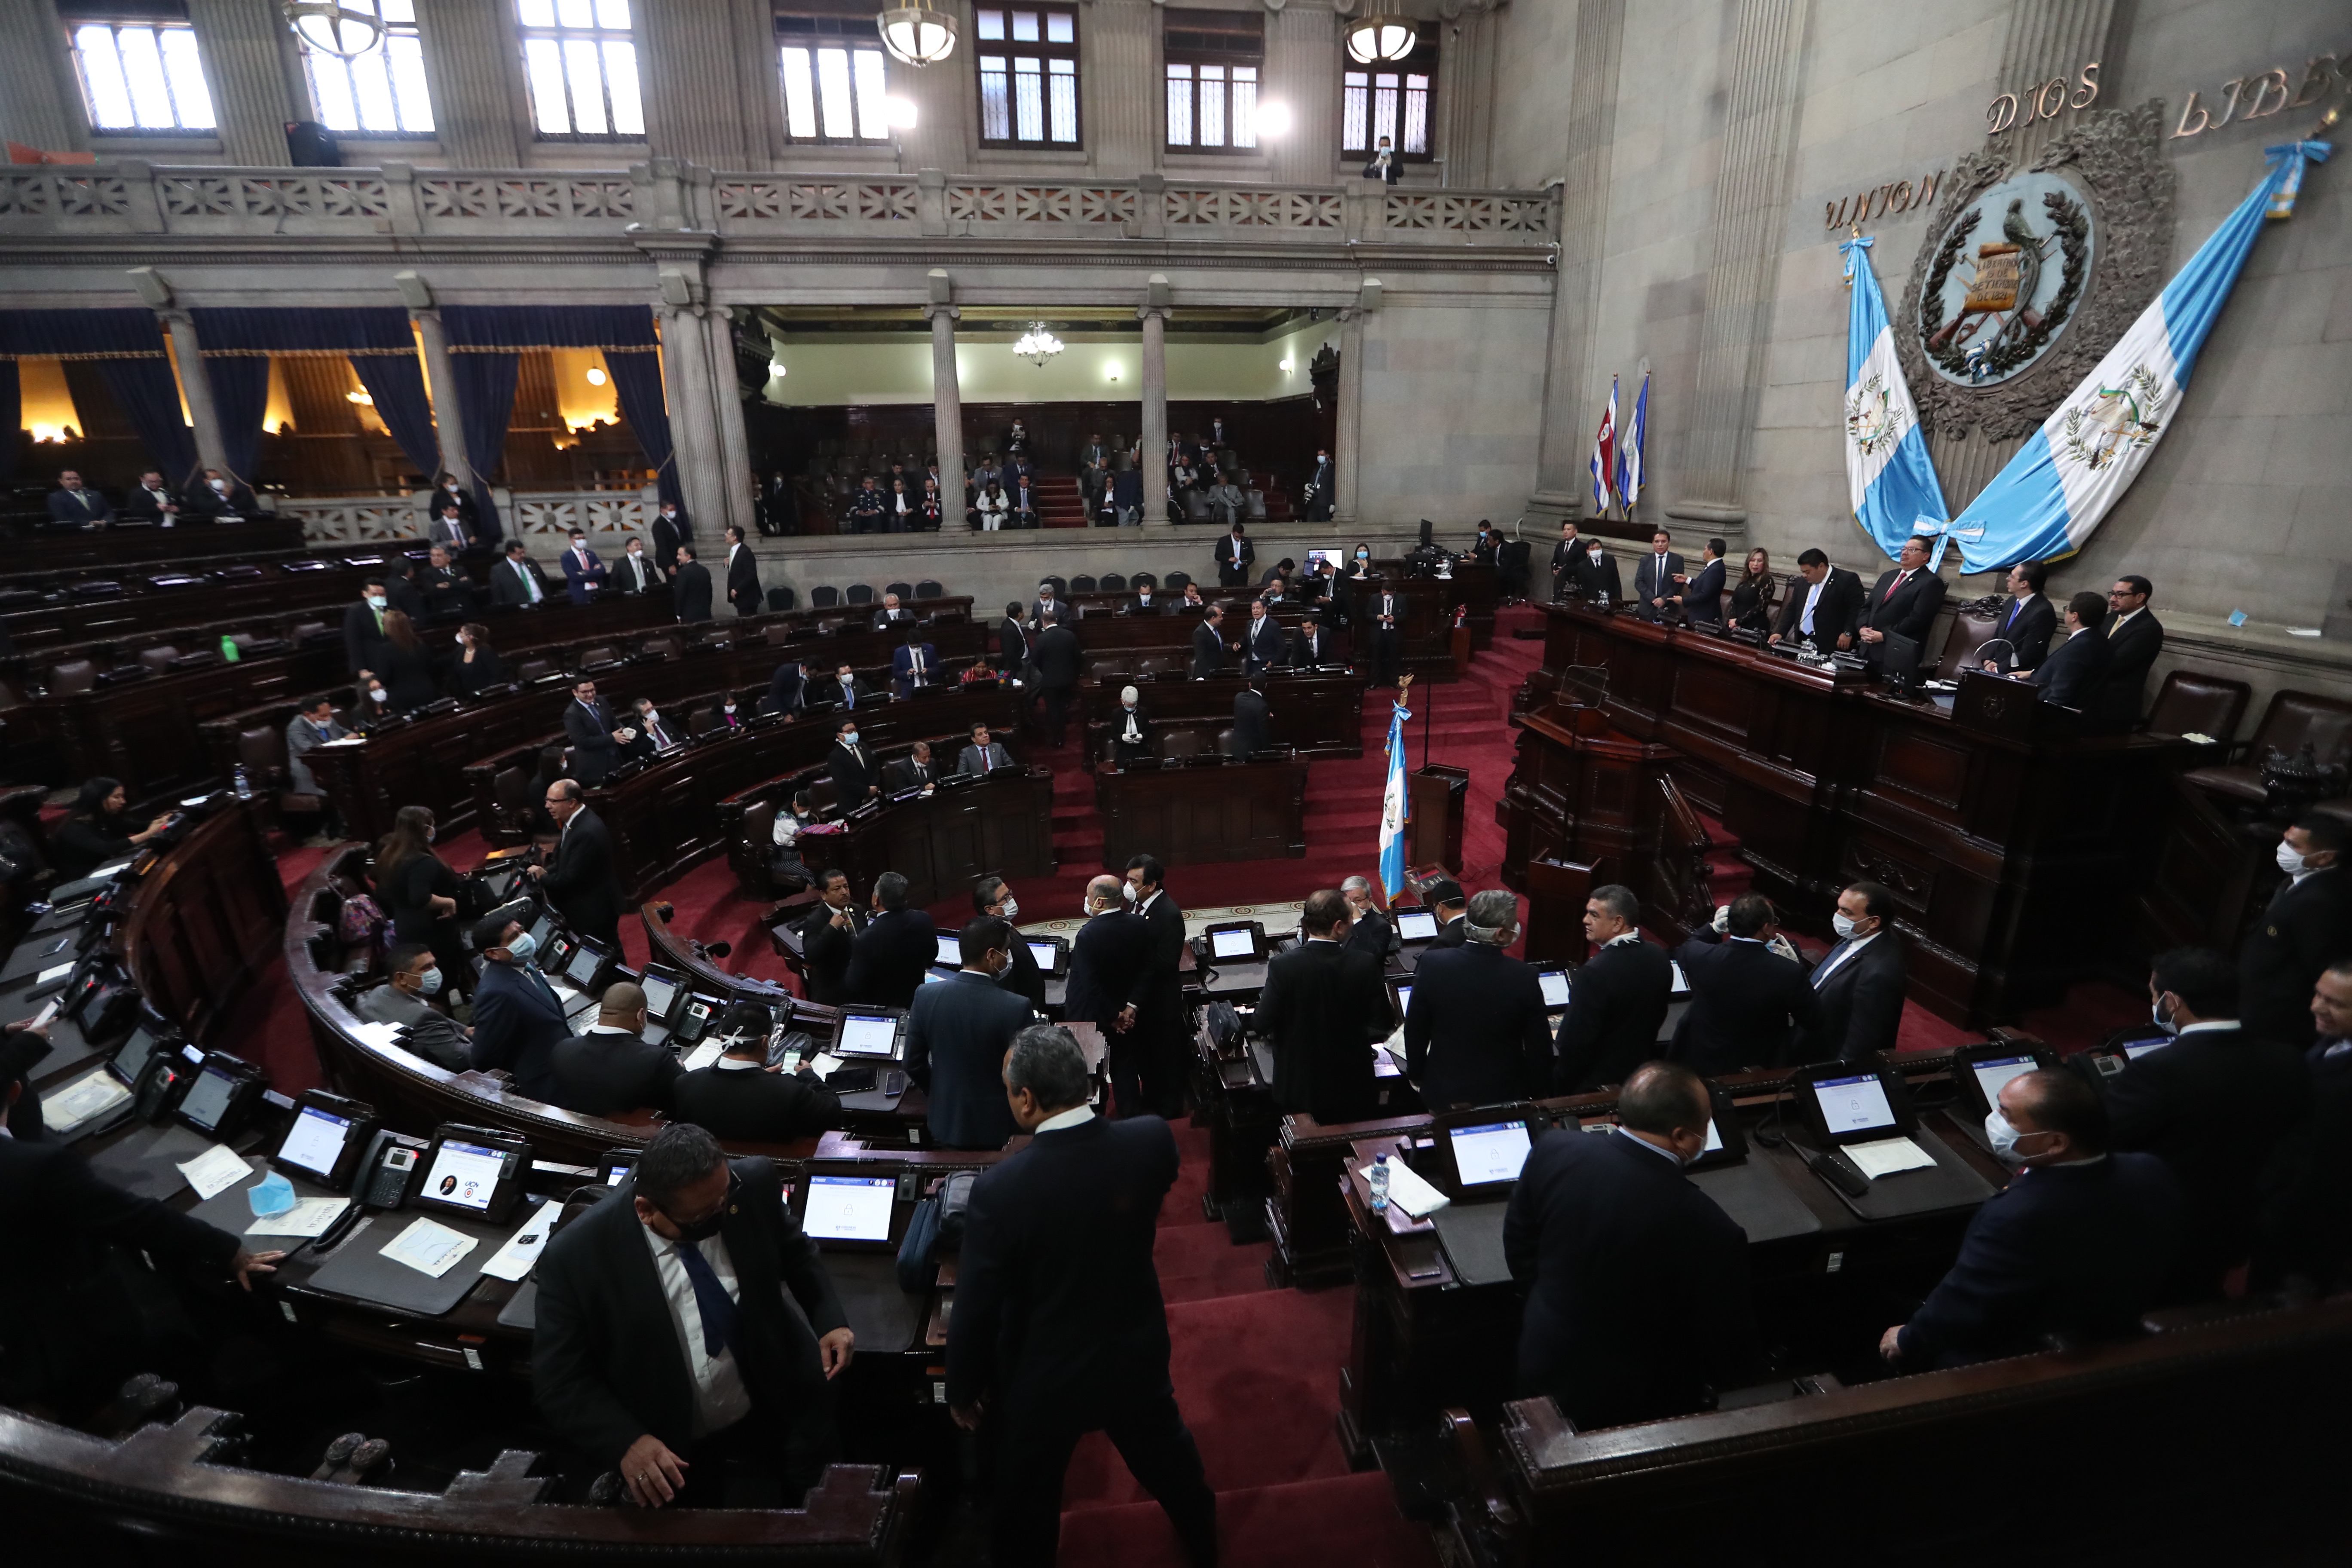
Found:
1039,472 -> 1089,529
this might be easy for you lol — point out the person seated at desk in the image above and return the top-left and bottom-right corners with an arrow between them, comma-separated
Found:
1260,888 -> 1391,1124
551,982 -> 683,1118
2255,962 -> 2352,1290
1669,894 -> 1817,1077
843,870 -> 937,1009
827,719 -> 879,805
1768,548 -> 1861,650
1882,1069 -> 2185,1368
1504,1061 -> 1756,1431
769,790 -> 818,891
1856,534 -> 1946,664
946,1025 -> 1219,1568
416,544 -> 475,621
533,1123 -> 855,1510
673,1007 -> 843,1142
1403,890 -> 1552,1109
908,916 -> 1036,1151
628,697 -> 682,756
50,775 -> 173,883
890,633 -> 940,698
819,662 -> 873,712
871,592 -> 914,629
973,876 -> 1044,1011
883,741 -> 940,794
2018,591 -> 2110,709
1108,686 -> 1154,769
1980,560 -> 2056,673
797,870 -> 864,1005
352,942 -> 473,1072
492,539 -> 556,608
2109,947 -> 2309,1297
467,908 -> 572,1102
285,695 -> 348,799
1553,884 -> 1672,1093
123,469 -> 180,524
184,469 -> 259,519
1793,880 -> 1906,1065
559,530 -> 609,605
2240,816 -> 2352,1049
1340,875 -> 1395,962
960,721 -> 1015,777
1126,582 -> 1165,616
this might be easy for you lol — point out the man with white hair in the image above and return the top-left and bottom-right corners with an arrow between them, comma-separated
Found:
1340,875 -> 1394,961
1109,684 -> 1154,769
1402,888 -> 1552,1109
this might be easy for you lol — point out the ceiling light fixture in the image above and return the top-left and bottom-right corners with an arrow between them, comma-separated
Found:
585,367 -> 607,386
1344,14 -> 1418,64
1013,322 -> 1065,368
877,1 -> 956,66
284,2 -> 383,58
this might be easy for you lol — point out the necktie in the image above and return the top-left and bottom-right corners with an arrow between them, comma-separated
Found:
911,646 -> 924,680
1811,942 -> 1851,988
843,683 -> 854,709
675,1240 -> 738,1360
1885,571 -> 1905,602
980,746 -> 991,774
2005,599 -> 2020,631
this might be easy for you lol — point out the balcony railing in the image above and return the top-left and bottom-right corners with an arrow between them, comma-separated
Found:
277,490 -> 658,547
0,162 -> 1556,247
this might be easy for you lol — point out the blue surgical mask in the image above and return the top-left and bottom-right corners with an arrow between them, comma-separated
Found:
1832,912 -> 1859,940
843,731 -> 860,747
1356,551 -> 1369,561
506,930 -> 537,962
368,594 -> 387,609
419,966 -> 444,995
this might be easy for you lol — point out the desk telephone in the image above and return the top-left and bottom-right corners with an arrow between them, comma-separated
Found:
355,1130 -> 430,1210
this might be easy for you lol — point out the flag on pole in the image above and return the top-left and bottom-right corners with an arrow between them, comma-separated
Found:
1378,696 -> 1411,900
1587,376 -> 1617,518
1840,234 -> 1948,564
1614,371 -> 1648,514
1942,138 -> 2331,573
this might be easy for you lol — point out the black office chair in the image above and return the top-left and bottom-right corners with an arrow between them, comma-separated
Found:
845,584 -> 875,606
885,581 -> 913,600
810,585 -> 839,608
1130,572 -> 1156,592
1164,570 -> 1190,592
766,586 -> 796,612
915,579 -> 944,600
1071,574 -> 1098,595
1099,573 -> 1127,592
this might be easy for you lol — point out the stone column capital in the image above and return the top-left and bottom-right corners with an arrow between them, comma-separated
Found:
922,303 -> 962,323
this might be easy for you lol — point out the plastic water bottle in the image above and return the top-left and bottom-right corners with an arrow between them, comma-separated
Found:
1369,1152 -> 1391,1213
232,765 -> 252,799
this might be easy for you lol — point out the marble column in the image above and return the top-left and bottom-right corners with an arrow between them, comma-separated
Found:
413,0 -> 523,167
1264,4 -> 1337,188
658,305 -> 728,539
1137,301 -> 1170,527
1084,0 -> 1159,175
637,0 -> 757,166
158,310 -> 229,479
705,307 -> 756,536
409,307 -> 469,483
184,0 -> 298,165
1333,306 -> 1365,526
924,303 -> 964,510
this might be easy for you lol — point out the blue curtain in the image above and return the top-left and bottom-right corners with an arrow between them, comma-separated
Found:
443,304 -> 677,508
190,307 -> 434,487
0,309 -> 198,483
450,351 -> 518,541
203,355 -> 270,484
348,352 -> 439,483
601,348 -> 680,507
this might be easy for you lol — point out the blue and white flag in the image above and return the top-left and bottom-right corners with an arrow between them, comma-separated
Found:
1841,234 -> 1948,563
1615,371 -> 1648,516
1945,139 -> 2331,573
1588,376 -> 1617,518
1378,698 -> 1411,900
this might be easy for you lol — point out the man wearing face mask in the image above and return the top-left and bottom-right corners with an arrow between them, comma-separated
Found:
468,908 -> 573,1100
183,467 -> 258,519
1880,1071 -> 2183,1368
651,500 -> 691,573
1568,539 -> 1623,604
974,876 -> 1045,1011
355,942 -> 472,1071
828,719 -> 878,803
1108,686 -> 1154,769
617,536 -> 665,594
907,917 -> 1037,1150
1064,875 -> 1150,1039
2108,946 -> 2309,1297
530,779 -> 625,949
796,870 -> 864,1006
343,578 -> 392,677
1504,1062 -> 1756,1430
2237,816 -> 2352,1048
1794,881 -> 1907,1065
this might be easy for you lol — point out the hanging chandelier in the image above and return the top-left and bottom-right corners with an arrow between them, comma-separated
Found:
283,2 -> 383,58
1013,322 -> 1065,368
1343,14 -> 1418,65
877,1 -> 957,66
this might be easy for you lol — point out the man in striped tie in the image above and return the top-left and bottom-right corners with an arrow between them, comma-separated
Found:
1795,882 -> 1908,1064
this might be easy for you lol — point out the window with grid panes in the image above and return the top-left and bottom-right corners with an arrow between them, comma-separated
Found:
518,0 -> 643,139
301,0 -> 434,135
776,9 -> 891,143
1164,8 -> 1261,152
1340,25 -> 1435,161
974,6 -> 1078,148
64,3 -> 217,133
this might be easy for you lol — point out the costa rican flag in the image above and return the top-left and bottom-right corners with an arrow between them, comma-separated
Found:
1588,376 -> 1617,518
1615,371 -> 1648,514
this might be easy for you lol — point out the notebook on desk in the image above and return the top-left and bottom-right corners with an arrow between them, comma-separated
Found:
1429,1203 -> 1514,1287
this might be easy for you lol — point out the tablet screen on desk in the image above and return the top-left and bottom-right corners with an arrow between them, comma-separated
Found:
178,1063 -> 239,1133
804,1175 -> 895,1241
837,1012 -> 899,1057
1810,1073 -> 1898,1137
527,910 -> 556,953
1210,928 -> 1256,960
1393,982 -> 1413,1015
2122,1038 -> 2171,1060
112,1024 -> 162,1084
936,934 -> 962,967
1702,1117 -> 1723,1154
1450,1120 -> 1533,1187
1969,1054 -> 2040,1109
1395,910 -> 1438,942
1537,969 -> 1571,1009
1027,940 -> 1059,971
422,1138 -> 506,1211
640,971 -> 679,1021
276,1103 -> 356,1179
563,943 -> 603,989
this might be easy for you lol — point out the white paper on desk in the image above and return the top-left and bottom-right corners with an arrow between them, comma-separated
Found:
349,1020 -> 404,1050
35,961 -> 74,985
479,1197 -> 557,1282
28,999 -> 60,1030
680,1041 -> 725,1073
94,859 -> 133,878
176,1142 -> 254,1201
1844,1136 -> 1936,1179
1359,1157 -> 1451,1219
42,1069 -> 130,1130
248,1197 -> 349,1238
807,1051 -> 844,1079
380,1216 -> 478,1278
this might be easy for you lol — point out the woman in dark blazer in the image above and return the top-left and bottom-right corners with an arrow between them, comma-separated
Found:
374,803 -> 472,999
444,621 -> 508,697
374,609 -> 439,712
1729,548 -> 1776,631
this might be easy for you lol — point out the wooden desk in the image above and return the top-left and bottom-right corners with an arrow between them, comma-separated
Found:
1093,756 -> 1308,871
1081,671 -> 1365,760
115,797 -> 287,1048
0,514 -> 304,573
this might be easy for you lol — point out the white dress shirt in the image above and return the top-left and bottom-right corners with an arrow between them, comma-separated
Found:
639,1222 -> 752,1436
1809,930 -> 1878,988
1036,1104 -> 1095,1133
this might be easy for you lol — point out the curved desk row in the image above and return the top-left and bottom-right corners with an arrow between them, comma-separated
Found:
1078,670 -> 1366,760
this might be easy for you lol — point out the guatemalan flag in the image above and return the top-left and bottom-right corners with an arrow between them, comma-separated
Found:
1614,371 -> 1648,515
1378,697 -> 1411,900
1588,376 -> 1617,518
1841,234 -> 1948,562
1944,139 -> 2331,573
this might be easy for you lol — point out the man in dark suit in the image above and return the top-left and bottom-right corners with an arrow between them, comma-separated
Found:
1419,877 -> 1470,949
1260,889 -> 1393,1124
1028,582 -> 1073,628
672,1027 -> 842,1143
533,1124 -> 854,1509
2240,818 -> 2352,1047
1669,894 -> 1819,1076
827,718 -> 878,805
1672,538 -> 1727,625
1065,875 -> 1151,1035
907,918 -> 1036,1149
1030,620 -> 1081,747
1107,686 -> 1154,769
614,536 -> 665,595
723,527 -> 761,617
1232,682 -> 1272,757
2094,574 -> 2164,728
1365,585 -> 1404,686
1189,603 -> 1227,680
468,909 -> 575,1100
562,678 -> 628,787
1122,855 -> 1190,1119
882,741 -> 940,795
491,540 -> 556,607
533,781 -> 625,949
996,600 -> 1032,678
1126,582 -> 1166,616
843,871 -> 937,1009
122,469 -> 179,524
1795,881 -> 1908,1064
974,876 -> 1046,1011
796,871 -> 864,1005
889,634 -> 940,698
1214,522 -> 1254,588
1856,534 -> 1947,664
2024,591 -> 2112,710
1240,597 -> 1287,674
1768,548 -> 1862,650
1301,447 -> 1334,521
428,501 -> 480,554
761,658 -> 805,718
651,501 -> 689,572
671,543 -> 714,622
1884,1070 -> 2184,1367
1554,884 -> 1673,1093
1404,890 -> 1552,1108
816,661 -> 872,713
1568,539 -> 1623,603
1289,612 -> 1336,668
948,1026 -> 1217,1567
870,591 -> 915,629
417,544 -> 475,621
550,982 -> 684,1117
1633,529 -> 1686,620
2110,947 -> 2310,1295
46,470 -> 112,527
1547,521 -> 1585,601
1980,560 -> 2057,673
959,721 -> 1015,777
1504,1062 -> 1756,1430
342,579 -> 390,677
2255,963 -> 2352,1287
1340,876 -> 1394,963
184,469 -> 259,518
558,531 -> 608,605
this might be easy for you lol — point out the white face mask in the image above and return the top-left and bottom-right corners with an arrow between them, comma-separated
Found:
999,896 -> 1019,921
370,687 -> 389,703
2278,840 -> 2309,876
2152,995 -> 2178,1035
1984,1108 -> 2035,1162
1832,911 -> 1860,940
210,478 -> 227,492
368,594 -> 387,609
642,710 -> 657,726
1122,882 -> 1139,904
